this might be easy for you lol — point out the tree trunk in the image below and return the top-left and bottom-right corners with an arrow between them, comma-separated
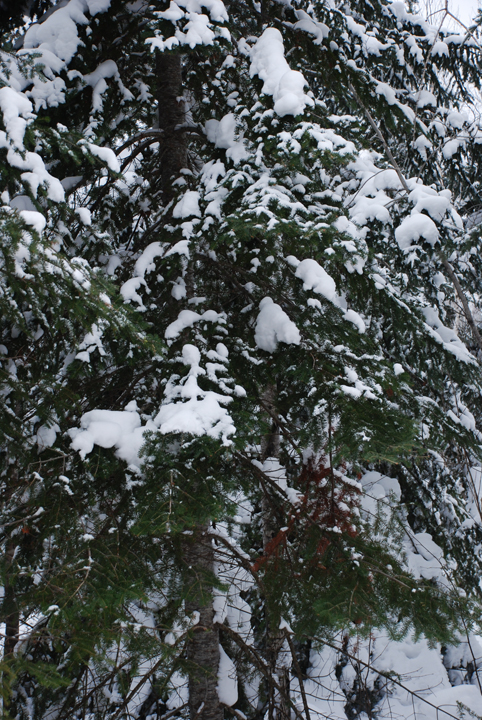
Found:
155,52 -> 221,720
3,537 -> 19,657
156,52 -> 188,203
260,384 -> 291,720
184,526 -> 222,720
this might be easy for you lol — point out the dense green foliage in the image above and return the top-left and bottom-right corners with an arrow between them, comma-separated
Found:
2,0 -> 482,718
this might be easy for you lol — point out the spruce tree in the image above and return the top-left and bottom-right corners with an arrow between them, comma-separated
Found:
2,1 -> 482,719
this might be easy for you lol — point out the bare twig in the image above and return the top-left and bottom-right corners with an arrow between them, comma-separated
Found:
313,636 -> 463,720
285,632 -> 311,720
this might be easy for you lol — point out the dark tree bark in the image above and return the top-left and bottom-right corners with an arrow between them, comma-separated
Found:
260,384 -> 291,720
156,50 -> 221,720
156,52 -> 188,203
184,526 -> 223,720
3,537 -> 19,658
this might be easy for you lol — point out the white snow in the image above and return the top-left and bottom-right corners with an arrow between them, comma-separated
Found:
409,186 -> 451,222
23,0 -> 89,66
172,190 -> 201,219
217,645 -> 238,705
292,258 -> 338,303
2,143 -> 65,202
37,423 -> 60,451
422,306 -> 475,364
70,405 -> 155,470
165,309 -> 223,340
146,0 -> 229,52
343,308 -> 366,334
254,297 -> 301,352
82,59 -> 133,111
293,9 -> 329,44
154,344 -> 235,445
249,28 -> 313,117
0,87 -> 33,150
395,213 -> 439,250
85,142 -> 120,172
120,277 -> 147,308
205,114 -> 248,163
75,207 -> 92,225
19,210 -> 46,234
289,256 -> 366,333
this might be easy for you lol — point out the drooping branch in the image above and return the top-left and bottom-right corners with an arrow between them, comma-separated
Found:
348,80 -> 482,356
438,254 -> 482,353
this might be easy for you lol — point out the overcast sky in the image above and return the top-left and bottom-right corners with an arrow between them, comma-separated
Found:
419,0 -> 480,28
455,1 -> 480,25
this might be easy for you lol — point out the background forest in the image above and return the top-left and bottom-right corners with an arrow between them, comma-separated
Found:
3,0 -> 482,718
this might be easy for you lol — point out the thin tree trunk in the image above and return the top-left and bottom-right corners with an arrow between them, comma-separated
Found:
155,52 -> 220,720
3,537 -> 19,657
184,526 -> 222,720
156,52 -> 188,203
260,384 -> 291,720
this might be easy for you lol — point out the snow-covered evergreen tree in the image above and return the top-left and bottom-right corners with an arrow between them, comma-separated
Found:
2,0 -> 482,718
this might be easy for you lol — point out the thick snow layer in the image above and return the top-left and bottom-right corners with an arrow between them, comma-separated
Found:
249,28 -> 313,117
205,114 -> 248,163
165,308 -> 223,340
254,297 -> 301,352
369,632 -> 482,719
75,207 -> 92,225
0,87 -> 33,150
69,405 -> 155,469
409,185 -> 451,222
154,344 -> 235,444
85,142 -> 120,172
217,645 -> 238,705
169,0 -> 228,23
19,210 -> 46,234
289,256 -> 366,333
37,423 -> 60,452
146,0 -> 229,52
293,9 -> 329,44
422,306 -> 475,364
172,190 -> 201,219
0,135 -> 65,202
293,258 -> 338,302
23,0 -> 89,66
71,345 -> 236,463
395,213 -> 439,250
120,277 -> 147,308
82,59 -> 133,111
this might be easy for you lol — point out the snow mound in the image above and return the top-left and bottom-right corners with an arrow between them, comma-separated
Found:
254,297 -> 301,352
249,28 -> 313,117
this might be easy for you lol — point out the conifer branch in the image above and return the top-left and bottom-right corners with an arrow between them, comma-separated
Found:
348,80 -> 482,356
438,255 -> 482,353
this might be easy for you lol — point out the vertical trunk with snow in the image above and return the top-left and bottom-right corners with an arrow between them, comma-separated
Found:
184,526 -> 222,720
156,51 -> 220,720
3,537 -> 19,658
260,384 -> 291,720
